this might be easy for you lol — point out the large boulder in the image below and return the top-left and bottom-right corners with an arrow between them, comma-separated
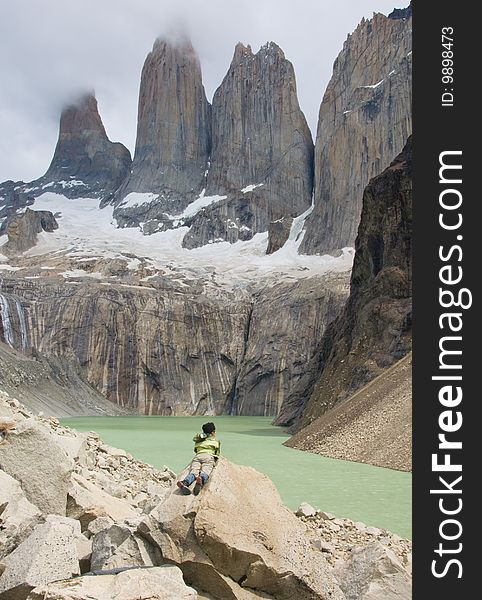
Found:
0,418 -> 74,515
0,515 -> 80,599
26,566 -> 198,599
90,524 -> 161,571
2,208 -> 58,256
67,473 -> 138,530
335,541 -> 412,599
139,458 -> 343,600
0,470 -> 42,560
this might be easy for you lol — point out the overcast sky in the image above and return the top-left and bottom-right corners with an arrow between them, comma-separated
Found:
0,0 -> 401,183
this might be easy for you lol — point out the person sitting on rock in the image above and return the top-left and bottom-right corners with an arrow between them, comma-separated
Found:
177,422 -> 220,496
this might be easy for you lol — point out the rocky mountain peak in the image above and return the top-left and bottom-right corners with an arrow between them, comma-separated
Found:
150,34 -> 200,71
182,39 -> 313,248
109,35 -> 211,230
57,92 -> 107,140
233,41 -> 253,60
259,40 -> 286,59
389,3 -> 412,20
22,91 -> 133,200
279,137 -> 412,429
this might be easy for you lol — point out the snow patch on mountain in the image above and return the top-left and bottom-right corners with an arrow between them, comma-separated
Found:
0,192 -> 354,291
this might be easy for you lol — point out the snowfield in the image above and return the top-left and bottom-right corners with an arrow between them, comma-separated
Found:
0,192 -> 354,290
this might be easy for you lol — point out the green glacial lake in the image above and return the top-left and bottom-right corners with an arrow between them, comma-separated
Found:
62,416 -> 411,539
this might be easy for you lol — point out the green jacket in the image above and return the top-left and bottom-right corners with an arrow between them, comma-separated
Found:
193,433 -> 221,456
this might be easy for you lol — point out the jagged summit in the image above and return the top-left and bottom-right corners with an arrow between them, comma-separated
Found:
54,92 -> 107,140
40,92 -> 131,198
389,2 -> 412,20
182,37 -> 313,248
233,41 -> 286,61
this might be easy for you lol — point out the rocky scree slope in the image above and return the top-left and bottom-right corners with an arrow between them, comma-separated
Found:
0,393 -> 411,599
287,353 -> 412,471
0,342 -> 130,417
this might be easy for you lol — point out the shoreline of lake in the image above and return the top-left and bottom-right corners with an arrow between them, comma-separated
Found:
62,415 -> 412,539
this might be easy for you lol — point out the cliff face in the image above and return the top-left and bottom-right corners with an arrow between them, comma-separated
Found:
278,137 -> 412,428
233,278 -> 346,416
110,37 -> 212,231
301,11 -> 412,255
35,94 -> 131,199
0,272 -> 347,417
183,42 -> 313,248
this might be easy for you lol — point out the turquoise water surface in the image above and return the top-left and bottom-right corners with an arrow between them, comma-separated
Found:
62,416 -> 411,538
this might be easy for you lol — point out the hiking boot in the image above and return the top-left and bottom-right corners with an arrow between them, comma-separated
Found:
193,475 -> 204,496
177,480 -> 191,495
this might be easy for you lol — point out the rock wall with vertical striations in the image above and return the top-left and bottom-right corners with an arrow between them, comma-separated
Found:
232,277 -> 348,416
110,36 -> 212,232
300,8 -> 412,255
182,42 -> 313,248
277,137 -> 412,430
0,269 -> 349,417
1,280 -> 249,415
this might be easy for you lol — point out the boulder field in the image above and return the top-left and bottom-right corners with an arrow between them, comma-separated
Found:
0,392 -> 411,599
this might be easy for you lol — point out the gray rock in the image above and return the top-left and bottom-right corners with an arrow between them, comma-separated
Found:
111,35 -> 211,228
0,185 -> 34,236
183,42 -> 313,248
266,217 -> 293,254
0,515 -> 80,599
67,473 -> 138,530
26,566 -> 198,599
335,541 -> 412,600
234,277 -> 348,416
53,431 -> 89,462
25,93 -> 131,200
0,418 -> 73,515
301,11 -> 411,255
2,209 -> 58,256
139,457 -> 344,599
91,524 -> 161,571
74,533 -> 92,574
0,470 -> 42,560
86,515 -> 115,538
316,511 -> 336,520
313,540 -> 335,553
295,502 -> 317,518
284,138 -> 412,431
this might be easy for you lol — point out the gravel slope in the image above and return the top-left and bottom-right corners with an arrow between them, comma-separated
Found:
286,353 -> 412,471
